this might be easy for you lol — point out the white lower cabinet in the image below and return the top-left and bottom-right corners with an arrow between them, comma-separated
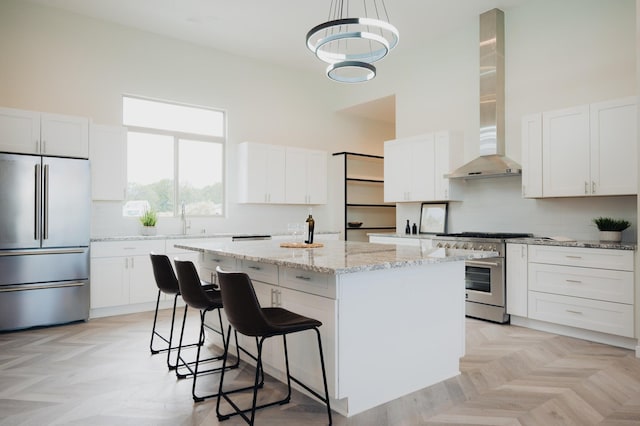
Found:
90,240 -> 165,309
506,243 -> 528,317
527,245 -> 634,338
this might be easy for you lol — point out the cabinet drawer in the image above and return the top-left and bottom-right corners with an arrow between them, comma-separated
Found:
240,260 -> 278,285
528,263 -> 633,304
528,245 -> 633,271
91,240 -> 165,258
280,267 -> 335,299
528,291 -> 634,337
201,253 -> 237,270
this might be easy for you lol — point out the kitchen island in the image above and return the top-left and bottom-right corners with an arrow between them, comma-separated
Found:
175,239 -> 496,417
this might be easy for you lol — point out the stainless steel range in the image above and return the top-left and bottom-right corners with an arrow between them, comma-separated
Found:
432,232 -> 532,323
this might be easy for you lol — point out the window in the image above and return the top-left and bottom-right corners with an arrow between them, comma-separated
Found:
122,96 -> 225,217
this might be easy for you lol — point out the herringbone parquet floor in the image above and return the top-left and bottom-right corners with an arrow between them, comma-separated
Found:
1,310 -> 640,425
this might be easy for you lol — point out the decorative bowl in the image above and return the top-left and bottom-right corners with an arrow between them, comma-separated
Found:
348,222 -> 363,228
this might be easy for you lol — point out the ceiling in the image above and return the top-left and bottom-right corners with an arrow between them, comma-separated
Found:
27,0 -> 528,72
25,0 -> 529,122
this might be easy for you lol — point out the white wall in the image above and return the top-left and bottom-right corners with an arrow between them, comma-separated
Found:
0,0 -> 635,241
362,0 -> 637,241
0,0 -> 394,237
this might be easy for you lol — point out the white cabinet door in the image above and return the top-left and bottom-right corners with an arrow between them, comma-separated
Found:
408,135 -> 435,201
521,113 -> 543,198
304,149 -> 328,204
237,142 -> 286,203
285,148 -> 327,204
90,124 -> 127,200
506,243 -> 528,317
384,135 -> 433,202
384,139 -> 410,202
434,131 -> 463,200
542,105 -> 590,197
285,148 -> 307,204
0,107 -> 40,154
41,113 -> 89,158
590,97 -> 637,195
279,287 -> 337,397
128,254 -> 159,304
90,257 -> 129,309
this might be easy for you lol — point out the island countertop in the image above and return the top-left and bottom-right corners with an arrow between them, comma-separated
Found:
174,239 -> 497,274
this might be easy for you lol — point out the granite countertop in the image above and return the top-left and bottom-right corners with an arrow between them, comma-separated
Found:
174,239 -> 497,274
509,237 -> 637,251
91,231 -> 339,243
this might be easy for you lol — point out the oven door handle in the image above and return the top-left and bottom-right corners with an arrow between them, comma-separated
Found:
466,260 -> 501,267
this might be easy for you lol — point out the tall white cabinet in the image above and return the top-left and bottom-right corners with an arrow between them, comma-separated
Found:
384,131 -> 463,202
89,124 -> 127,200
522,96 -> 637,198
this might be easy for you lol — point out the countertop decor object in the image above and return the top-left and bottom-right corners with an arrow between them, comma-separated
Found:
279,242 -> 324,248
140,209 -> 158,236
593,217 -> 631,242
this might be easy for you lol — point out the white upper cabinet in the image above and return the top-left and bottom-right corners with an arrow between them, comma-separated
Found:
237,142 -> 286,204
524,97 -> 637,198
40,113 -> 89,158
589,97 -> 637,196
521,113 -> 543,198
0,107 -> 89,158
285,147 -> 327,204
90,123 -> 127,200
0,108 -> 40,154
542,105 -> 591,197
384,131 -> 462,202
433,131 -> 464,200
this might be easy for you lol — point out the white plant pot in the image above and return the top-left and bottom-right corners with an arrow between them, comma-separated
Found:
141,226 -> 157,236
599,230 -> 621,242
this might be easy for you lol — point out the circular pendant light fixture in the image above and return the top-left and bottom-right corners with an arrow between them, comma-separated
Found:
306,1 -> 399,83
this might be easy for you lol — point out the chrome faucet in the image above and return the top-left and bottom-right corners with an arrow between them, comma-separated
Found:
181,201 -> 190,235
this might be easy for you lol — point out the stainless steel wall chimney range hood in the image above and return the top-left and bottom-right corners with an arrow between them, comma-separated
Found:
447,8 -> 522,179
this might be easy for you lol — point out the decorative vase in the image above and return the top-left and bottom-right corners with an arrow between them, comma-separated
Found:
599,230 -> 621,242
141,226 -> 157,236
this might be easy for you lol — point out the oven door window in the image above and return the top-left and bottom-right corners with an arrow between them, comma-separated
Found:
465,264 -> 491,293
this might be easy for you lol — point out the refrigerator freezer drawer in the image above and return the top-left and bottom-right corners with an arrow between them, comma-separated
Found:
0,280 -> 89,331
0,248 -> 89,286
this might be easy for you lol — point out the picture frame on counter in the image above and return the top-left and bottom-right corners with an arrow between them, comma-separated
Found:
419,202 -> 448,234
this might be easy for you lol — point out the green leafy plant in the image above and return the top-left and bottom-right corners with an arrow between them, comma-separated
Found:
140,209 -> 158,227
592,217 -> 630,232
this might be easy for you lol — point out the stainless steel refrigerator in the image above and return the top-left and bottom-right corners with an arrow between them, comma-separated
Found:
0,153 -> 90,331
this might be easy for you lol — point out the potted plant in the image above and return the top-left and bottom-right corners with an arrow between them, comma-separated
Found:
592,217 -> 630,242
140,209 -> 158,236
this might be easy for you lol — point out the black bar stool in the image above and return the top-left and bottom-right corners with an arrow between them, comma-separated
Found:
174,259 -> 240,402
215,267 -> 332,425
149,252 -> 197,370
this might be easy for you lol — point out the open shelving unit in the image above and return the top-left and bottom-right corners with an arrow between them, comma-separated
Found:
332,152 -> 396,241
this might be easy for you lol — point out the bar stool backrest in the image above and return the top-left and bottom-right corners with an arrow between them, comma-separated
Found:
150,253 -> 180,295
216,268 -> 273,337
174,259 -> 220,311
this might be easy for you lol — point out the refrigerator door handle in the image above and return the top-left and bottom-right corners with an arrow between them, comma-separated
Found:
43,164 -> 49,240
34,163 -> 42,241
0,281 -> 87,293
0,248 -> 86,257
